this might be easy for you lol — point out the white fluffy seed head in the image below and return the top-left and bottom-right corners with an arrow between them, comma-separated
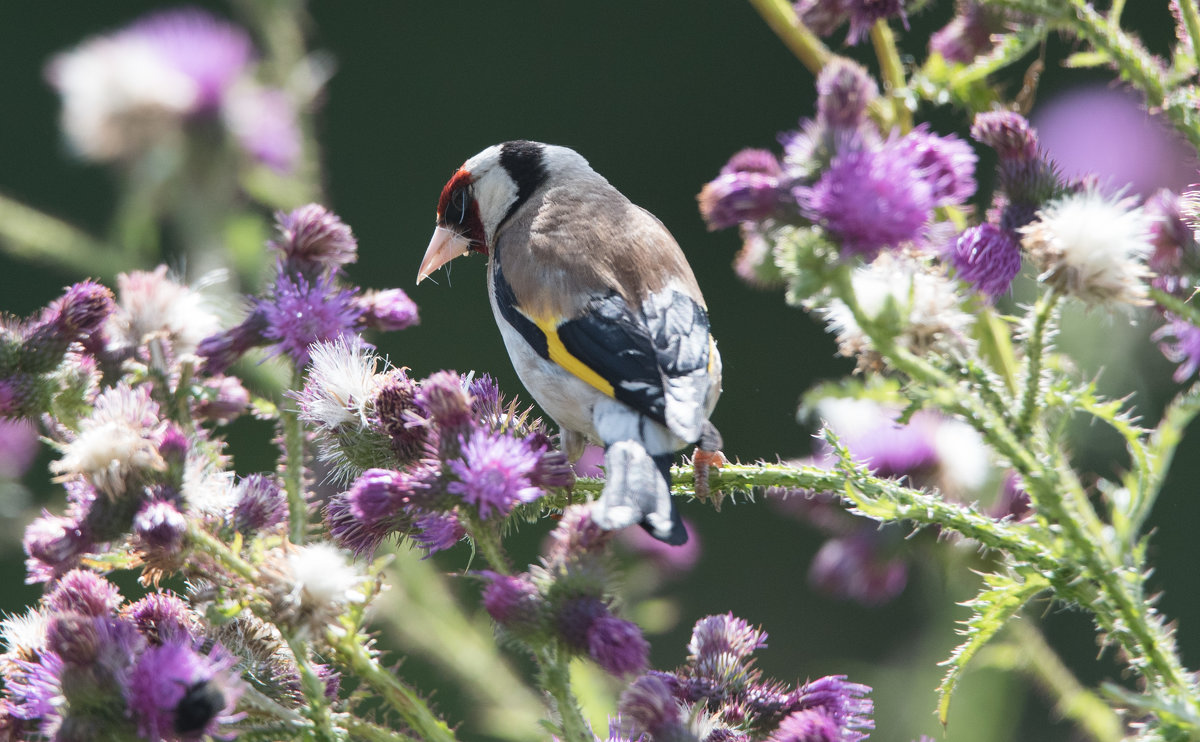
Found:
1022,188 -> 1154,307
296,338 -> 384,431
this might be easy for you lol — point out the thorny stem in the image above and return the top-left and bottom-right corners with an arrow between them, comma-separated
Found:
286,636 -> 338,742
343,716 -> 420,742
1017,290 -> 1061,437
463,511 -> 513,575
187,521 -> 258,582
282,370 -> 308,544
1149,287 -> 1200,329
536,647 -> 592,742
746,0 -> 831,75
330,630 -> 458,742
870,20 -> 913,132
1178,0 -> 1200,72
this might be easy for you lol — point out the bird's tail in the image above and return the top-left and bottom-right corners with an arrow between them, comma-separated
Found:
591,440 -> 687,545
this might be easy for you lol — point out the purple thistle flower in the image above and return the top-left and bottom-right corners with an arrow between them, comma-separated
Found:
325,467 -> 437,557
372,369 -> 428,463
901,126 -> 977,207
528,432 -> 576,490
127,640 -> 244,741
479,571 -> 545,631
689,614 -> 768,667
698,149 -> 787,231
259,272 -> 363,368
356,288 -> 420,332
971,111 -> 1040,162
1153,315 -> 1200,382
124,592 -> 198,645
197,308 -> 268,375
949,223 -> 1022,299
6,653 -> 63,731
809,533 -> 907,605
794,0 -> 907,45
618,674 -> 684,740
798,138 -> 934,259
816,59 -> 877,129
128,8 -> 253,111
930,2 -> 1003,63
790,675 -> 874,741
270,204 -> 359,276
417,370 -> 475,443
555,595 -> 609,651
44,281 -> 116,339
413,511 -> 465,555
447,429 -> 544,519
133,497 -> 187,555
587,615 -> 649,677
158,424 -> 190,468
767,709 -> 841,742
223,84 -> 301,172
324,492 -> 388,558
992,471 -> 1032,521
23,512 -> 92,584
193,375 -> 250,424
1145,189 -> 1200,295
44,569 -> 122,617
543,505 -> 614,568
232,474 -> 288,534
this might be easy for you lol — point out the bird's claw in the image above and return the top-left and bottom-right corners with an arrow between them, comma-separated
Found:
692,447 -> 727,510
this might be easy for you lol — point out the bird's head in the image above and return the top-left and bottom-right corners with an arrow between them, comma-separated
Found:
418,140 -> 589,283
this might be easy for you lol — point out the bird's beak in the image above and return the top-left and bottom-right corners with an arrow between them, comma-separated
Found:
417,226 -> 471,284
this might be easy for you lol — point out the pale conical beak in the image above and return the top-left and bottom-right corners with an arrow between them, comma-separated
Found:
417,227 -> 471,284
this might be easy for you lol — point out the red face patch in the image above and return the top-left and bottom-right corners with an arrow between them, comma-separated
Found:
437,168 -> 488,255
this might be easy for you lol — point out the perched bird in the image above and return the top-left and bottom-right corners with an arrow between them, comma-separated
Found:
418,141 -> 721,544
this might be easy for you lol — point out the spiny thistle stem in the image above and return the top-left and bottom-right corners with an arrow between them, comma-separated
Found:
286,636 -> 339,742
1178,0 -> 1200,72
1017,290 -> 1061,437
187,521 -> 259,582
536,647 -> 592,742
870,20 -> 912,132
282,370 -> 308,544
329,630 -> 458,742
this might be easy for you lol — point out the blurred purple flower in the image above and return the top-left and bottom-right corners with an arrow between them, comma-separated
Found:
232,474 -> 288,534
128,640 -> 244,741
809,533 -> 908,605
949,223 -> 1022,300
901,126 -> 977,207
930,2 -> 1004,63
587,615 -> 649,677
223,84 -> 302,172
1154,316 -> 1200,382
1032,85 -> 1197,197
816,58 -> 877,129
270,204 -> 359,276
44,569 -> 122,617
128,8 -> 253,110
699,149 -> 788,231
413,511 -> 465,555
357,288 -> 420,332
0,420 -> 38,480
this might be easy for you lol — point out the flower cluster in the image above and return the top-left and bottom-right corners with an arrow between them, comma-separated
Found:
617,614 -> 873,741
479,506 -> 650,678
318,349 -> 573,557
0,570 -> 244,741
46,7 -> 302,170
198,203 -> 419,372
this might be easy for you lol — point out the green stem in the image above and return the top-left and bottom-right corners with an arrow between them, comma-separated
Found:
1000,621 -> 1124,742
286,637 -> 339,742
344,716 -> 419,742
870,20 -> 912,131
536,648 -> 591,742
332,631 -> 458,742
282,371 -> 308,544
1132,380 -> 1200,539
1017,291 -> 1061,437
0,193 -> 128,278
746,0 -> 831,75
1150,287 -> 1200,327
463,511 -> 513,575
1179,0 -> 1200,71
187,522 -> 258,582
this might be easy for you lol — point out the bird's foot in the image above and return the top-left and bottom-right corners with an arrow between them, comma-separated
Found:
691,447 -> 727,510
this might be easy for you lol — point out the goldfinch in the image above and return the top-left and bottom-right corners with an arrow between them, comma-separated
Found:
418,141 -> 721,544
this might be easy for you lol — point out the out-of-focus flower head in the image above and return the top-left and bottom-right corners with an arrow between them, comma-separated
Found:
270,204 -> 359,278
1022,188 -> 1154,308
46,7 -> 301,170
262,542 -> 369,640
128,639 -> 244,740
793,0 -> 907,45
1153,316 -> 1200,383
930,1 -> 1007,63
971,111 -> 1062,235
698,149 -> 789,231
106,266 -> 222,361
947,223 -> 1023,301
1144,189 -> 1200,296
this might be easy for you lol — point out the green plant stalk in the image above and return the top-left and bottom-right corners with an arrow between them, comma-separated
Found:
1179,0 -> 1200,71
991,620 -> 1124,742
0,193 -> 128,278
282,371 -> 308,544
536,648 -> 592,742
1017,291 -> 1061,436
1149,287 -> 1200,328
1131,380 -> 1200,539
343,716 -> 419,742
463,510 -> 513,575
331,630 -> 458,742
187,521 -> 259,582
286,636 -> 339,742
870,20 -> 913,132
746,0 -> 831,75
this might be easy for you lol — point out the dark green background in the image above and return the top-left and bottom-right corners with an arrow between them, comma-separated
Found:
1,3 -> 1197,741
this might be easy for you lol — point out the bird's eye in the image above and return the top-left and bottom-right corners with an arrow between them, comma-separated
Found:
448,187 -> 470,225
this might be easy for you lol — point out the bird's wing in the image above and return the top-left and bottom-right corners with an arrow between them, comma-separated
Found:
493,253 -> 716,443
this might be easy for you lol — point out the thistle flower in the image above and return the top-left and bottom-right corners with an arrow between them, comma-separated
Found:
1022,189 -> 1154,307
19,281 -> 116,375
357,288 -> 420,332
23,512 -> 93,584
930,2 -> 1005,63
264,543 -> 368,639
815,58 -> 877,130
447,429 -> 544,519
618,673 -> 686,740
789,675 -> 874,741
971,111 -> 1040,162
231,474 -> 288,534
294,338 -> 384,431
196,308 -> 268,375
689,614 -> 768,669
948,223 -> 1022,300
794,0 -> 907,45
127,640 -> 244,741
193,374 -> 250,424
270,204 -> 359,276
1153,316 -> 1200,382
371,369 -> 428,463
124,592 -> 198,645
413,511 -> 466,555
1144,189 -> 1200,295
259,273 -> 364,368
698,149 -> 788,231
107,266 -> 222,359
222,83 -> 302,172
132,497 -> 187,556
901,126 -> 977,207
809,533 -> 908,605
479,571 -> 545,633
44,569 -> 122,617
50,383 -> 166,498
798,138 -> 934,259
587,615 -> 650,677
